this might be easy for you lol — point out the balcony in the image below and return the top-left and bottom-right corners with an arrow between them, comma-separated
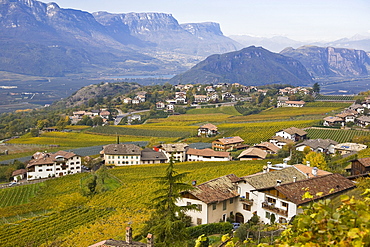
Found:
239,197 -> 253,205
262,202 -> 288,217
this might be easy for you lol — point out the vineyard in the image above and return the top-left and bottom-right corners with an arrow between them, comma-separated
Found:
0,183 -> 41,207
306,128 -> 370,143
88,126 -> 192,138
0,160 -> 270,246
315,95 -> 356,102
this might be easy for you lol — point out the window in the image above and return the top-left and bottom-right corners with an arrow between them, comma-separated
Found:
187,202 -> 191,206
243,204 -> 251,211
118,161 -> 121,164
223,201 -> 227,210
38,169 -> 42,172
197,204 -> 202,211
197,218 -> 202,225
230,198 -> 234,204
267,197 -> 276,204
222,214 -> 227,222
281,202 -> 288,208
76,161 -> 80,164
266,212 -> 271,219
212,203 -> 217,210
245,192 -> 250,200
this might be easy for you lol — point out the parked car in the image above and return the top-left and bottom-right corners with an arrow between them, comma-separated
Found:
232,223 -> 240,230
8,181 -> 17,187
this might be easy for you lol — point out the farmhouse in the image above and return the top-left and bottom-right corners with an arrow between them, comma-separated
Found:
323,116 -> 344,127
197,123 -> 218,137
140,148 -> 167,164
275,127 -> 307,142
277,100 -> 306,107
11,169 -> 27,182
155,143 -> 189,162
26,151 -> 81,180
295,139 -> 338,154
177,174 -> 240,225
269,136 -> 295,149
101,144 -> 141,166
178,163 -> 351,226
212,136 -> 245,151
237,147 -> 267,160
186,148 -> 231,162
356,116 -> 370,128
346,157 -> 370,176
253,142 -> 280,154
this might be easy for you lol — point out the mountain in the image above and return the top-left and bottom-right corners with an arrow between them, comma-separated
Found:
0,0 -> 242,77
229,35 -> 304,53
280,46 -> 370,78
170,46 -> 313,86
93,12 -> 242,56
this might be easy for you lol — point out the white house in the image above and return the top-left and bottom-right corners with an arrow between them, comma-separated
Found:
197,123 -> 218,137
26,151 -> 81,180
156,143 -> 189,162
101,144 -> 141,166
275,127 -> 307,142
178,164 -> 353,226
177,174 -> 240,225
186,148 -> 231,162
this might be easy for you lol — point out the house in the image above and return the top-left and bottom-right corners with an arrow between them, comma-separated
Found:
277,100 -> 306,107
99,110 -> 110,119
177,174 -> 240,225
269,136 -> 295,149
166,104 -> 174,113
123,98 -> 132,104
186,148 -> 231,162
194,95 -> 209,103
349,103 -> 365,114
156,101 -> 165,110
237,147 -> 267,160
127,114 -> 141,125
140,148 -> 167,164
356,116 -> 370,128
197,123 -> 218,137
295,139 -> 338,154
323,116 -> 345,127
155,143 -> 189,162
333,142 -> 367,156
254,173 -> 355,224
89,227 -> 153,247
275,127 -> 307,142
221,92 -> 236,101
26,151 -> 81,180
347,157 -> 370,176
11,169 -> 27,182
253,142 -> 280,154
212,136 -> 245,151
178,163 -> 344,226
175,92 -> 187,104
101,144 -> 141,166
336,111 -> 356,123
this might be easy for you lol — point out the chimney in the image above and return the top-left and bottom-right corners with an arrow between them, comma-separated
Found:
306,161 -> 311,167
147,233 -> 154,247
126,227 -> 132,244
312,167 -> 318,176
263,166 -> 267,173
293,177 -> 297,182
276,180 -> 281,186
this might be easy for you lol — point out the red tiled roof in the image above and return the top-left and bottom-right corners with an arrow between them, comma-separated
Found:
216,136 -> 244,145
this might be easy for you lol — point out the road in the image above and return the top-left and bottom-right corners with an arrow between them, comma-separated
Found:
114,109 -> 150,125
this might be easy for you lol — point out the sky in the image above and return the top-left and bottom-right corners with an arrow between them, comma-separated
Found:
43,0 -> 370,42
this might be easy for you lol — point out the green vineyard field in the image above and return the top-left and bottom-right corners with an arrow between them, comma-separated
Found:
0,183 -> 41,208
306,128 -> 370,143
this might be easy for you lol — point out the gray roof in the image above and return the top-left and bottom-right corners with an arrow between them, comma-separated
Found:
242,167 -> 307,189
140,148 -> 167,161
103,144 -> 141,155
296,139 -> 338,149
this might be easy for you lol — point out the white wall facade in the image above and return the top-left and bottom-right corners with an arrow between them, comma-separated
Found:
275,131 -> 293,140
187,154 -> 230,162
104,154 -> 141,166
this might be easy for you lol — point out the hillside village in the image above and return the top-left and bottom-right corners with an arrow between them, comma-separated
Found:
2,82 -> 370,246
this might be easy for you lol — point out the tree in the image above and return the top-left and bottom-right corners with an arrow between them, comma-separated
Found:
275,190 -> 370,246
92,116 -> 103,126
313,82 -> 320,94
142,158 -> 196,247
303,151 -> 328,170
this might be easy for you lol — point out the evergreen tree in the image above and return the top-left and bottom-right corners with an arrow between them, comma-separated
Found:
142,158 -> 196,247
313,82 -> 320,94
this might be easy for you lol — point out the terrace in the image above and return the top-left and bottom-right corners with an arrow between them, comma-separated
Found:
262,202 -> 288,217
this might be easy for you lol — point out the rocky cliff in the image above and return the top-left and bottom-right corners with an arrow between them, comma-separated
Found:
280,46 -> 370,78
